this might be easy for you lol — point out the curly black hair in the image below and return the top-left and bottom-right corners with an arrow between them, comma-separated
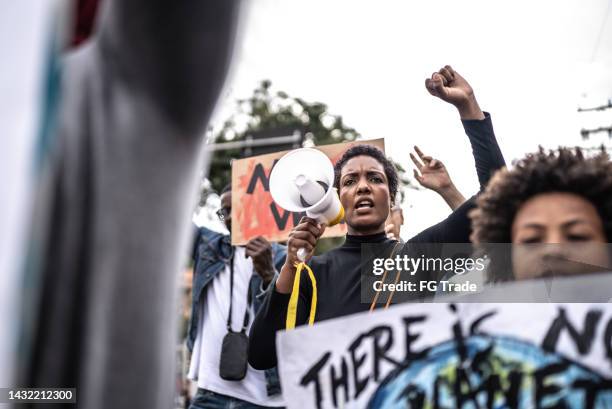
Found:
471,147 -> 612,281
333,144 -> 398,202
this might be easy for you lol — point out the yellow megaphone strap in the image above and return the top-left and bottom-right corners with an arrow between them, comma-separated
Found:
327,205 -> 345,227
286,261 -> 317,329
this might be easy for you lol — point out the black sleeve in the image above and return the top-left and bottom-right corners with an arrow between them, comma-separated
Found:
248,274 -> 311,370
409,113 -> 505,243
248,287 -> 291,370
462,112 -> 506,190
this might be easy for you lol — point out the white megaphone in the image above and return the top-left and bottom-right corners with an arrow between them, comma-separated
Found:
269,148 -> 345,261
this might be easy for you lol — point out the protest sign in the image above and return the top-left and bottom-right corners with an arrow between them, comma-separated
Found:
231,139 -> 385,245
277,277 -> 612,408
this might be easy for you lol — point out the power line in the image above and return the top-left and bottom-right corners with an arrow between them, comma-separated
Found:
580,125 -> 612,140
577,99 -> 612,112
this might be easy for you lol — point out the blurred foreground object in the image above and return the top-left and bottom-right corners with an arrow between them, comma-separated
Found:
0,0 -> 69,396
17,0 -> 242,408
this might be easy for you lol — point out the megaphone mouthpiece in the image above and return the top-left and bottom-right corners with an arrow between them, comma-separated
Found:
294,174 -> 327,207
269,147 -> 345,228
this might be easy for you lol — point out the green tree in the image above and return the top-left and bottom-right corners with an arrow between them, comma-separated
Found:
208,80 -> 413,195
208,80 -> 365,193
204,80 -> 413,251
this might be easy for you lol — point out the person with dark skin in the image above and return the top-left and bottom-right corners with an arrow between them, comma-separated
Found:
187,185 -> 286,408
249,65 -> 506,370
385,146 -> 465,240
276,65 -> 493,293
386,146 -> 466,240
411,146 -> 467,211
470,147 -> 612,281
219,190 -> 277,282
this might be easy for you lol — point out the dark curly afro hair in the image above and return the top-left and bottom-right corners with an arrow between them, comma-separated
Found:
333,144 -> 399,203
471,147 -> 612,282
471,146 -> 612,244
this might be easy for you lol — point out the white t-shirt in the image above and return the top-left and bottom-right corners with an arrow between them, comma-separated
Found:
188,246 -> 284,407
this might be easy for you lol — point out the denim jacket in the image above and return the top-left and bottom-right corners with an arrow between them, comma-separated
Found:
187,225 -> 286,396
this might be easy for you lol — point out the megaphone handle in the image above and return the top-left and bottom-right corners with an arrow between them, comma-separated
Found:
297,248 -> 308,262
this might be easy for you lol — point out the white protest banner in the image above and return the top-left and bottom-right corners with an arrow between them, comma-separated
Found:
277,283 -> 612,408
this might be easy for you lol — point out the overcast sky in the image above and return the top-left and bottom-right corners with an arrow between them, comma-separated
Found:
209,0 -> 612,238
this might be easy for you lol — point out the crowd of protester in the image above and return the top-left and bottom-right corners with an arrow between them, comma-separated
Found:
185,68 -> 612,408
7,1 -> 610,408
